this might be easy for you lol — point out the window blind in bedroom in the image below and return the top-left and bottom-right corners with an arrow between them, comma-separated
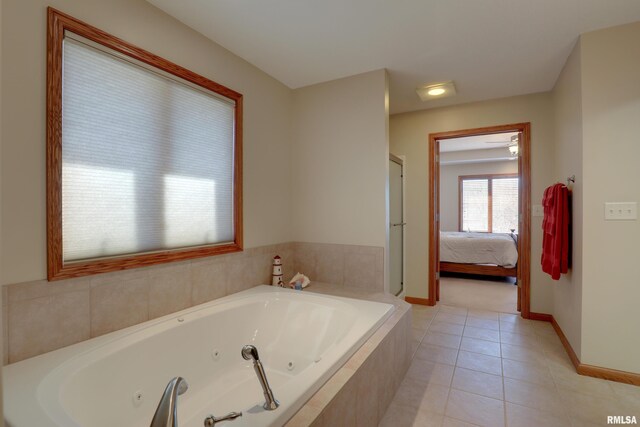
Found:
492,177 -> 519,233
461,179 -> 489,232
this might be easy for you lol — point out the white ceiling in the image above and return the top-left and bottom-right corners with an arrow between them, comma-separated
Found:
440,133 -> 518,153
147,0 -> 640,114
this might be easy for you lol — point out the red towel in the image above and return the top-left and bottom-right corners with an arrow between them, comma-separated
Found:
541,183 -> 570,280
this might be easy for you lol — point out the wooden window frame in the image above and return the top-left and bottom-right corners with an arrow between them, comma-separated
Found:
458,173 -> 518,232
46,8 -> 243,281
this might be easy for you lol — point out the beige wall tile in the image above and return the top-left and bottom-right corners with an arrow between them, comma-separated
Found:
344,251 -> 379,290
190,259 -> 228,305
315,245 -> 345,285
376,332 -> 397,414
8,290 -> 90,362
353,354 -> 379,427
322,375 -> 357,426
148,265 -> 192,319
90,275 -> 149,337
7,277 -> 90,302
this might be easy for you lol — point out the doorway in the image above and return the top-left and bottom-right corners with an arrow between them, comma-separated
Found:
389,154 -> 405,296
428,123 -> 531,317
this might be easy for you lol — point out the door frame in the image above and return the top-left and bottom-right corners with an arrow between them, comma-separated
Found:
428,122 -> 532,318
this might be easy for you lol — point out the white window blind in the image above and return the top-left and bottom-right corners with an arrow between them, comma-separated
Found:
62,36 -> 235,262
461,179 -> 489,232
492,177 -> 519,233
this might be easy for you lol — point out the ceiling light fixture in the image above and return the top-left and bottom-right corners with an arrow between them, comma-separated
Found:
416,81 -> 456,101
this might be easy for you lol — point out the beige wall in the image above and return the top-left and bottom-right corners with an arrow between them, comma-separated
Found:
390,93 -> 556,313
580,22 -> 640,373
1,0 -> 293,285
291,70 -> 389,249
440,160 -> 518,232
551,40 -> 584,359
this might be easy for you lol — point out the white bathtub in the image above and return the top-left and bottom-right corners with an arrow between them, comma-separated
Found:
3,285 -> 393,427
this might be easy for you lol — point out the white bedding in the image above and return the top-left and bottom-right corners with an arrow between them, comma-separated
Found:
440,231 -> 518,268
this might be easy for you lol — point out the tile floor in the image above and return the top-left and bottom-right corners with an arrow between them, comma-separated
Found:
440,276 -> 517,314
380,304 -> 640,427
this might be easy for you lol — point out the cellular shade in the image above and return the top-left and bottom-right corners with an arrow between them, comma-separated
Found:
61,36 -> 235,262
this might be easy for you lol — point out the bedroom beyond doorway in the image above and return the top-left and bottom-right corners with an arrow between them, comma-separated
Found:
429,124 -> 531,316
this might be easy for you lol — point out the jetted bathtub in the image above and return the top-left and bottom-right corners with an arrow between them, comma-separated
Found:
3,285 -> 394,427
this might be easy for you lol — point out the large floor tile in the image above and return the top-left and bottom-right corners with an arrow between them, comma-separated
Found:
429,320 -> 465,336
442,417 -> 480,427
435,312 -> 468,326
407,359 -> 455,387
460,337 -> 501,357
378,401 -> 426,427
456,350 -> 502,376
559,388 -> 637,425
502,358 -> 555,387
452,367 -> 503,400
464,317 -> 499,331
504,377 -> 565,416
423,331 -> 463,349
505,402 -> 570,427
499,331 -> 539,348
500,343 -> 547,365
463,326 -> 500,342
466,309 -> 499,321
392,378 -> 450,414
445,389 -> 505,427
415,343 -> 459,365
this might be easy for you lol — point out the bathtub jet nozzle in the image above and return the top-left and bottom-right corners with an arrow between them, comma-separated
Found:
241,345 -> 280,411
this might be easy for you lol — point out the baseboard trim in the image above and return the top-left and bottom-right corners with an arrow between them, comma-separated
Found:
534,313 -> 640,385
405,296 -> 431,306
550,316 -> 581,369
529,311 -> 553,322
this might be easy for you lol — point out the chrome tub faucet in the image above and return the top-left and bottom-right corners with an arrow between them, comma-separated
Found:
241,345 -> 280,410
150,377 -> 189,427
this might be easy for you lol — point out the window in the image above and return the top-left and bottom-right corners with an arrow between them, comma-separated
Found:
47,9 -> 243,280
459,174 -> 519,233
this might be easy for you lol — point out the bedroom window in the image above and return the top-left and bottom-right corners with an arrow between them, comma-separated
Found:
459,174 -> 518,233
46,9 -> 243,280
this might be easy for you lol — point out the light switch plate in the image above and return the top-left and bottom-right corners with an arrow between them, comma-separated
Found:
532,205 -> 544,217
604,202 -> 637,220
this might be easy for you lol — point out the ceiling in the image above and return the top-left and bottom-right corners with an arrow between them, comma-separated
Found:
147,0 -> 640,114
440,133 -> 518,153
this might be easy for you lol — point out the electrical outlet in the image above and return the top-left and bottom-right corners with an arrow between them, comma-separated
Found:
604,202 -> 637,221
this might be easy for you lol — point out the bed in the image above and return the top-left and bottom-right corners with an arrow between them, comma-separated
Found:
439,231 -> 518,277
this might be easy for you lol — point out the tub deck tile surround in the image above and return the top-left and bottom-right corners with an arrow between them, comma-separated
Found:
2,241 -> 383,364
285,282 -> 412,427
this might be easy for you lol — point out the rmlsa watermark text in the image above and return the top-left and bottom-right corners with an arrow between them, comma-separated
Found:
608,416 -> 638,425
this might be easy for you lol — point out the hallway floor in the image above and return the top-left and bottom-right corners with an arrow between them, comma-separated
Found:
380,304 -> 640,427
440,275 -> 517,314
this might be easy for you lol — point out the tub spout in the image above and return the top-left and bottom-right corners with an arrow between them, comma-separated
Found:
241,345 -> 280,411
150,377 -> 189,427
